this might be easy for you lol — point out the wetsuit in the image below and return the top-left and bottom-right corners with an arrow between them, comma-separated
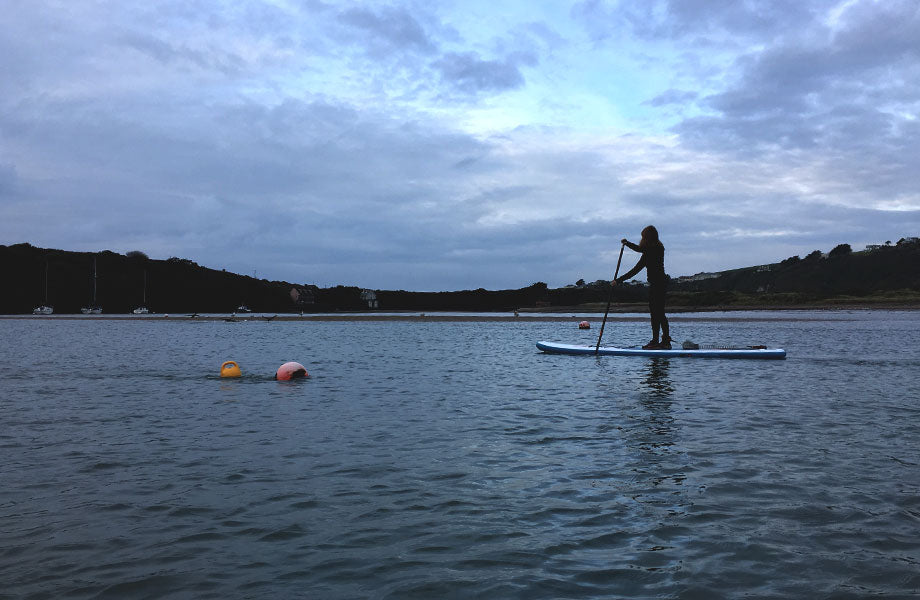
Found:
616,241 -> 670,341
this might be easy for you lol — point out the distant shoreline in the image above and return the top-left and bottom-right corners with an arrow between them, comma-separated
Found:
3,303 -> 918,323
541,302 -> 920,313
4,300 -> 920,322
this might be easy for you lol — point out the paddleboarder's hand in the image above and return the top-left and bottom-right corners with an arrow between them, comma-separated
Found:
621,238 -> 628,245
611,280 -> 618,288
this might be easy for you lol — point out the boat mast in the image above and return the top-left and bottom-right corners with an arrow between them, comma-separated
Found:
44,261 -> 49,305
92,258 -> 98,305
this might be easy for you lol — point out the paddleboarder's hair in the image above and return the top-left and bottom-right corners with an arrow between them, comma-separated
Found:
640,225 -> 661,248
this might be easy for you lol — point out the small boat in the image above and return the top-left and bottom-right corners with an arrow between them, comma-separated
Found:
33,262 -> 53,315
81,258 -> 102,314
133,270 -> 149,314
236,305 -> 252,313
537,340 -> 786,360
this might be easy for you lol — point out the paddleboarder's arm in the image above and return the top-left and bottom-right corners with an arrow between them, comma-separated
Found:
622,239 -> 641,252
616,255 -> 646,283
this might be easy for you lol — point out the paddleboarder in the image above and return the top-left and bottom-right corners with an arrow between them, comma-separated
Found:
611,225 -> 671,349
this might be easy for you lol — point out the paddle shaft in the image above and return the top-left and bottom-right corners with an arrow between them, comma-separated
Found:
595,242 -> 626,353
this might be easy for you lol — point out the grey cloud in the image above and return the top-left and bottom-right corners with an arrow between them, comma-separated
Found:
453,156 -> 482,169
434,52 -> 525,94
646,89 -> 697,107
490,21 -> 559,67
0,88 -> 510,285
119,32 -> 245,74
572,0 -> 835,42
709,7 -> 920,120
0,164 -> 21,205
327,5 -> 539,103
331,5 -> 536,98
337,6 -> 436,54
649,0 -> 828,38
652,1 -> 920,214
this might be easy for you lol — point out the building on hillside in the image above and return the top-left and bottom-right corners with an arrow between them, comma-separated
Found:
290,285 -> 318,310
360,289 -> 378,309
676,272 -> 719,283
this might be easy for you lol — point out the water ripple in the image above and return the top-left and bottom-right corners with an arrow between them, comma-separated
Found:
1,315 -> 919,598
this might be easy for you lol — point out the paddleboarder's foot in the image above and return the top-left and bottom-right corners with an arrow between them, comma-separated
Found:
659,338 -> 672,349
642,340 -> 660,349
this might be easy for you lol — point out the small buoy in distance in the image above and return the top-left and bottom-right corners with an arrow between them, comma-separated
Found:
578,321 -> 591,329
220,360 -> 242,378
276,361 -> 308,381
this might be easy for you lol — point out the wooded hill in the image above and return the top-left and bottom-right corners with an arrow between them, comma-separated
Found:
666,239 -> 920,306
2,239 -> 918,314
0,243 -> 549,314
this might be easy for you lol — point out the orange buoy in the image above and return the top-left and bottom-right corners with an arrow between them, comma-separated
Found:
220,360 -> 242,378
578,321 -> 591,329
276,361 -> 308,380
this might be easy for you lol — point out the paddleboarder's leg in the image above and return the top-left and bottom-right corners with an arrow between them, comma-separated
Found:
644,292 -> 661,349
649,284 -> 670,348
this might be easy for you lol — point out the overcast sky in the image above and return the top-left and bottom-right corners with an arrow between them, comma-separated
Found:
2,1 -> 918,290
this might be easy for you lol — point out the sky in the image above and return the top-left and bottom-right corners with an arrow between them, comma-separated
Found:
2,0 -> 919,291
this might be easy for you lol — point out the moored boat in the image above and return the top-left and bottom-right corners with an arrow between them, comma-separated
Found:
133,269 -> 149,314
81,257 -> 102,314
33,262 -> 53,315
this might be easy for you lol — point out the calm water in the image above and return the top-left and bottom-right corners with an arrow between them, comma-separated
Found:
2,312 -> 919,599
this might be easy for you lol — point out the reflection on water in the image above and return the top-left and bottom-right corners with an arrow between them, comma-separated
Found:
636,358 -> 676,454
632,358 -> 684,498
640,358 -> 673,399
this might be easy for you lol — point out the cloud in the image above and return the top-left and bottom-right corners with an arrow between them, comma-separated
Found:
337,5 -> 437,55
573,0 -> 832,42
2,1 -> 919,292
0,163 -> 18,198
646,89 -> 698,107
434,52 -> 526,94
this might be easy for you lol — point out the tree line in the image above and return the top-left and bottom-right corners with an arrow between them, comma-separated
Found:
3,238 -> 918,314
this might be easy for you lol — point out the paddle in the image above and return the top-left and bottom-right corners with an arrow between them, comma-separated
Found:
595,241 -> 626,354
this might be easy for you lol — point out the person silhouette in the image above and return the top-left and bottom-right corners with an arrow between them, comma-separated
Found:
612,226 -> 671,349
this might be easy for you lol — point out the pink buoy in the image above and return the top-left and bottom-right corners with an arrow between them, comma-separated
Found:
276,361 -> 308,380
578,321 -> 591,329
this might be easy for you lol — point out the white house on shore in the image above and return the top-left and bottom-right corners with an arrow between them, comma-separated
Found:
360,289 -> 378,309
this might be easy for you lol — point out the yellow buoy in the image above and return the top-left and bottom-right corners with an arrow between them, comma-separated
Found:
220,360 -> 242,378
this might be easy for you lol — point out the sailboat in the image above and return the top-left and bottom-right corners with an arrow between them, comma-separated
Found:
132,270 -> 149,314
32,262 -> 53,315
81,258 -> 102,314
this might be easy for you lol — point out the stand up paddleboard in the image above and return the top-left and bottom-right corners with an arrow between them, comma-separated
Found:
537,341 -> 786,360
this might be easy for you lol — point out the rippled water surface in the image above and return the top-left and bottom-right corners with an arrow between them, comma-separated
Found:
2,312 -> 920,599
